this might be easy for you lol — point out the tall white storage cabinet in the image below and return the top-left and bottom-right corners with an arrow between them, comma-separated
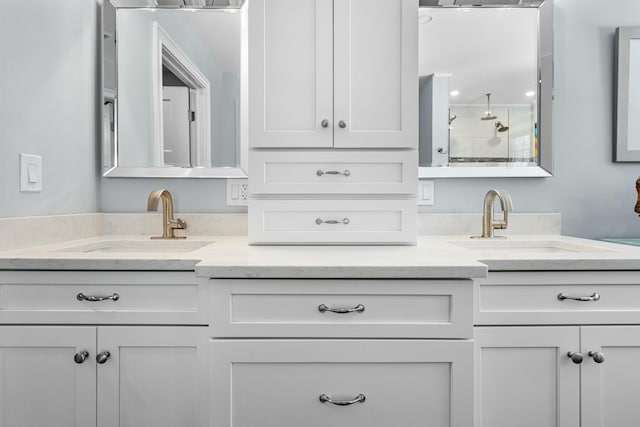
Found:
248,0 -> 418,244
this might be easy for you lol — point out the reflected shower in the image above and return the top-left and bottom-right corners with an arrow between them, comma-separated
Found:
480,93 -> 498,120
495,121 -> 509,132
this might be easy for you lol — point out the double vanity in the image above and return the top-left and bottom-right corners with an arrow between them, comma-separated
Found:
1,213 -> 640,427
4,0 -> 638,425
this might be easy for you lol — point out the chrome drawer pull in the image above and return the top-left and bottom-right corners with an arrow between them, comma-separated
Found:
77,292 -> 120,302
316,218 -> 350,225
316,169 -> 351,177
318,304 -> 365,314
557,292 -> 600,302
319,394 -> 365,406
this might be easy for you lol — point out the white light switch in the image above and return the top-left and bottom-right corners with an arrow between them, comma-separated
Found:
20,153 -> 43,192
418,180 -> 435,206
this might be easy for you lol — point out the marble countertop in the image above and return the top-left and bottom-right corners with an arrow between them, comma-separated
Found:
2,234 -> 640,278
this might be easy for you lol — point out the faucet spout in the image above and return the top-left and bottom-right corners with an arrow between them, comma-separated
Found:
147,189 -> 187,239
474,189 -> 513,239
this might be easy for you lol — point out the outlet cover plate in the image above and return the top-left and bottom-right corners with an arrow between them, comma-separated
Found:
227,178 -> 248,206
418,180 -> 434,206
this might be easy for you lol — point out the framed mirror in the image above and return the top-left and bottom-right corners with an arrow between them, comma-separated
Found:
418,0 -> 553,178
103,0 -> 248,178
614,26 -> 640,162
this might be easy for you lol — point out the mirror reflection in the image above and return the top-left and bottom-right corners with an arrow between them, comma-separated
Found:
112,6 -> 244,175
418,2 -> 551,177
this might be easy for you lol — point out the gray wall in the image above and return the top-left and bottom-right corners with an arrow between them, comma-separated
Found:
0,0 -> 100,218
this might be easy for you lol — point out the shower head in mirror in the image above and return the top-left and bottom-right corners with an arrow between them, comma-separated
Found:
480,93 -> 498,120
495,121 -> 509,132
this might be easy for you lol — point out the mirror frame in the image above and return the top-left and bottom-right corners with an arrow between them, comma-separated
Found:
418,0 -> 554,178
102,0 -> 248,178
614,26 -> 640,162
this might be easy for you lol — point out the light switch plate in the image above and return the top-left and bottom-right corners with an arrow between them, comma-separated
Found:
418,180 -> 434,206
20,153 -> 43,192
227,178 -> 248,206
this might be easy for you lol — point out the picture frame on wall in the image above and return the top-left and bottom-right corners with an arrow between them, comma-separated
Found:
614,26 -> 640,162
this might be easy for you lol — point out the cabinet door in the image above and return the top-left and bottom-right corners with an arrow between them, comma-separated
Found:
211,339 -> 473,427
581,326 -> 640,427
97,326 -> 209,427
333,0 -> 417,149
0,326 -> 96,427
475,327 -> 580,427
249,0 -> 333,148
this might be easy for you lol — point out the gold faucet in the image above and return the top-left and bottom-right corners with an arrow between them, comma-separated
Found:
147,189 -> 187,239
472,189 -> 513,239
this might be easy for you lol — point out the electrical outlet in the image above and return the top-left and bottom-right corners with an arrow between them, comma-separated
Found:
227,178 -> 249,206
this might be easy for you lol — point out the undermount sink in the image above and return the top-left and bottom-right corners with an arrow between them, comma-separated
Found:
450,239 -> 618,254
56,240 -> 214,254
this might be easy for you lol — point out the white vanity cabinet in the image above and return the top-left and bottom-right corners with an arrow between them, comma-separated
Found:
0,270 -> 210,427
247,0 -> 418,245
474,271 -> 640,427
0,326 -> 97,427
209,278 -> 474,427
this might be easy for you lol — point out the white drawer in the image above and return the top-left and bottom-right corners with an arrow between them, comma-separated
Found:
210,279 -> 473,338
475,271 -> 640,325
211,340 -> 473,427
249,150 -> 417,195
0,271 -> 208,324
248,199 -> 417,244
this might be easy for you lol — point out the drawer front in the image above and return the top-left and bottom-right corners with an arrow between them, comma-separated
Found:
0,271 -> 208,324
476,271 -> 640,325
211,340 -> 473,427
210,279 -> 473,338
250,150 -> 417,195
248,199 -> 417,244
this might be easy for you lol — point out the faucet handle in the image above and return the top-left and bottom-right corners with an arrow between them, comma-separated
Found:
175,218 -> 187,230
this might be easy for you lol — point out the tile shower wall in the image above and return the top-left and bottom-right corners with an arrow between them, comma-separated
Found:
448,105 -> 535,162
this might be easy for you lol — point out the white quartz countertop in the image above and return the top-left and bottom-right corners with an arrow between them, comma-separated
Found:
2,234 -> 640,278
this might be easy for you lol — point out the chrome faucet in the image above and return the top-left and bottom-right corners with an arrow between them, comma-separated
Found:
473,189 -> 513,239
147,189 -> 187,239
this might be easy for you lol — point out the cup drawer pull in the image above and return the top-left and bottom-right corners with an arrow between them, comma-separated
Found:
316,218 -> 350,226
77,292 -> 120,302
557,292 -> 600,302
316,169 -> 351,177
319,393 -> 366,406
318,304 -> 365,314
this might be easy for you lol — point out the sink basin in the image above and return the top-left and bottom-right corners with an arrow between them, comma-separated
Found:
56,240 -> 214,254
450,239 -> 618,254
